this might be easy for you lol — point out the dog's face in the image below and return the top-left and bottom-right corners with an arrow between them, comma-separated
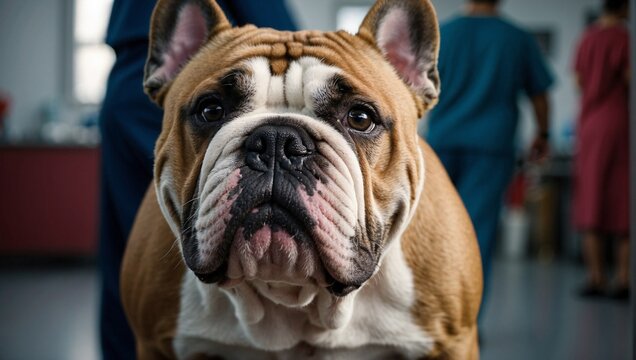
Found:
146,0 -> 439,299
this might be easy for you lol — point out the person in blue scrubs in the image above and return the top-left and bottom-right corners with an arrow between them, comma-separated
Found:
421,0 -> 553,321
98,1 -> 296,359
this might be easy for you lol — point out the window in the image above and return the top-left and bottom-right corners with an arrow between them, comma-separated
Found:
336,6 -> 370,34
73,0 -> 114,104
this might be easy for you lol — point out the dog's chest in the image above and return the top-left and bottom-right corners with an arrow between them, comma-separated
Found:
172,243 -> 434,359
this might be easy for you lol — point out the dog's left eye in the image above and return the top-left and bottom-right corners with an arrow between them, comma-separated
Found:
346,106 -> 375,133
197,98 -> 225,123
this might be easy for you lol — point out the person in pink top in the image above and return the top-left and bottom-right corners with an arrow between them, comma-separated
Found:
573,0 -> 630,300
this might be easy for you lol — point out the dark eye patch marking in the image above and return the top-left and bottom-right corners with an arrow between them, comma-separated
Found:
179,69 -> 255,135
310,74 -> 393,153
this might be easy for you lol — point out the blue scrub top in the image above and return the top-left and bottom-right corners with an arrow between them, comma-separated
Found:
426,15 -> 554,154
106,0 -> 297,49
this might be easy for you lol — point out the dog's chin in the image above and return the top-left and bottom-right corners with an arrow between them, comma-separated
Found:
189,216 -> 362,298
195,270 -> 324,307
234,225 -> 322,282
190,207 -> 325,281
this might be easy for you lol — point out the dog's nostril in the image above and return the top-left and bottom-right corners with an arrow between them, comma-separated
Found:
246,133 -> 268,154
252,138 -> 264,153
283,136 -> 310,157
245,124 -> 315,171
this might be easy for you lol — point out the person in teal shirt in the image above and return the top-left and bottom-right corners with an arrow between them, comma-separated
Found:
422,0 -> 553,321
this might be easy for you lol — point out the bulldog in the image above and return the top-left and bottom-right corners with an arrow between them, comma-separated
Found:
121,0 -> 482,359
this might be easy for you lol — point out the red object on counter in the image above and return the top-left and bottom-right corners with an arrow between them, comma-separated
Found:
506,171 -> 527,209
0,146 -> 99,256
0,93 -> 10,132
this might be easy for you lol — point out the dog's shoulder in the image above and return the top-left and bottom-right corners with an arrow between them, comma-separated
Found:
121,186 -> 185,358
400,140 -> 482,358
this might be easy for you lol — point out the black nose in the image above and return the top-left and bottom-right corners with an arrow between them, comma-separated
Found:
245,125 -> 315,172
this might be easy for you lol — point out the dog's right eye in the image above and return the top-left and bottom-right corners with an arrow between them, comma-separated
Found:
197,98 -> 225,123
345,105 -> 377,134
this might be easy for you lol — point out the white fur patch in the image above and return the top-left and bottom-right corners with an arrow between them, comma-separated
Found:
174,239 -> 433,359
156,166 -> 182,242
244,57 -> 342,117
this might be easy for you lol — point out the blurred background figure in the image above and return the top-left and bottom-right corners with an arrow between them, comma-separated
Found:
572,0 -> 630,300
0,92 -> 9,138
420,0 -> 553,322
98,1 -> 296,359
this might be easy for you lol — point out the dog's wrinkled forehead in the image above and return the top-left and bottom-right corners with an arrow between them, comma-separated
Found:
167,26 -> 408,112
153,27 -> 355,105
239,56 -> 339,111
232,29 -> 330,76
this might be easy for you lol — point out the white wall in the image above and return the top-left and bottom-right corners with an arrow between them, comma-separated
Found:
0,0 -> 67,140
496,0 -> 598,153
0,0 -> 602,149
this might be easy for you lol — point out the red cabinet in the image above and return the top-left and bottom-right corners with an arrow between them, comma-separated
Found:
0,146 -> 99,256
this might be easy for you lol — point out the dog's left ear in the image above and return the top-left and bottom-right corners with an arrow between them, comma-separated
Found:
144,0 -> 231,105
358,0 -> 440,108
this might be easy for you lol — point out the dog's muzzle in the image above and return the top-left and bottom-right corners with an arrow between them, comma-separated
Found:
182,117 -> 374,297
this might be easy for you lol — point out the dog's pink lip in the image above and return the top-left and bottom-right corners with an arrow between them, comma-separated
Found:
191,210 -> 313,276
229,202 -> 314,239
192,202 -> 368,295
217,276 -> 328,290
214,270 -> 358,297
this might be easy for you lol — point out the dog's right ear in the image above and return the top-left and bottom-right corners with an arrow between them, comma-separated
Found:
144,0 -> 231,105
358,0 -> 440,110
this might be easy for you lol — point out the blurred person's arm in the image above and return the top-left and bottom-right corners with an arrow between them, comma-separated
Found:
522,31 -> 553,163
529,92 -> 550,163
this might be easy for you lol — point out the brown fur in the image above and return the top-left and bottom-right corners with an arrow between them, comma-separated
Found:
121,188 -> 183,359
402,141 -> 482,359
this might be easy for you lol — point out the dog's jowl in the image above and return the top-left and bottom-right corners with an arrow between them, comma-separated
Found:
121,0 -> 483,359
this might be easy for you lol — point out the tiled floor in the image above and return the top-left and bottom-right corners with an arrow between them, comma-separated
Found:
0,259 -> 630,360
0,264 -> 99,360
480,260 -> 631,360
